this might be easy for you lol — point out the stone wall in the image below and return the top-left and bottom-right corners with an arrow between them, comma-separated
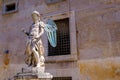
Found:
0,0 -> 119,80
78,57 -> 120,80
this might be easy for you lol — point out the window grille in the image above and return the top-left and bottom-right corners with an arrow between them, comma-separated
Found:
48,18 -> 70,56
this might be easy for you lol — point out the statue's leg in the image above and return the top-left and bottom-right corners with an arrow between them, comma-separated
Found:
25,42 -> 33,66
31,46 -> 41,67
35,41 -> 45,66
39,45 -> 45,66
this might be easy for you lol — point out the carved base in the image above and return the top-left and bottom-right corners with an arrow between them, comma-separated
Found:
16,79 -> 52,80
37,72 -> 53,79
33,66 -> 53,79
15,72 -> 53,80
14,67 -> 53,80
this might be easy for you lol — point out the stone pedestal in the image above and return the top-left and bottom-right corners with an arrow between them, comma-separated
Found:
15,73 -> 53,80
16,79 -> 52,80
14,67 -> 53,80
16,78 -> 52,80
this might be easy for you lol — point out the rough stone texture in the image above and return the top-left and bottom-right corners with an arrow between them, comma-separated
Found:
0,0 -> 119,80
78,57 -> 120,80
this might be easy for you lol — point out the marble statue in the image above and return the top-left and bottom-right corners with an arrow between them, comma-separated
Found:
22,11 -> 57,78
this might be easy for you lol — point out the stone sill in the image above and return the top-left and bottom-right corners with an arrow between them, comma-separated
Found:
45,54 -> 78,63
2,10 -> 18,15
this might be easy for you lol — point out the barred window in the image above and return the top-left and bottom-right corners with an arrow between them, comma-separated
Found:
52,77 -> 72,80
48,18 -> 70,56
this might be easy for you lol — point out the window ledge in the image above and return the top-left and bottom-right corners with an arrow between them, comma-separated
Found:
45,54 -> 78,63
2,10 -> 18,15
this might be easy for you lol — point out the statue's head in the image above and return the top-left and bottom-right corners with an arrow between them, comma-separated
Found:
32,11 -> 41,22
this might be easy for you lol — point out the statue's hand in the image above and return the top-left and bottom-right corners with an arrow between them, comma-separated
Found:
21,28 -> 29,36
33,38 -> 37,42
39,21 -> 45,27
36,35 -> 41,39
32,36 -> 41,42
21,28 -> 26,33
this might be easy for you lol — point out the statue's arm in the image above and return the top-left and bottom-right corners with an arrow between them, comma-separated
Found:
22,29 -> 29,36
37,27 -> 44,38
37,21 -> 46,37
40,21 -> 46,28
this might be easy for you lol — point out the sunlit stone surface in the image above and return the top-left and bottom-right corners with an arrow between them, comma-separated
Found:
0,0 -> 120,80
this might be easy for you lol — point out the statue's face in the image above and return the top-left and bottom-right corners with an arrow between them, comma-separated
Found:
32,13 -> 40,22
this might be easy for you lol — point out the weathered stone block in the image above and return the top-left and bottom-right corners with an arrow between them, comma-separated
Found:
78,57 -> 120,80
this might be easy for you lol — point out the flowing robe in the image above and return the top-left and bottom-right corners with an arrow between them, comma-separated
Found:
25,23 -> 44,67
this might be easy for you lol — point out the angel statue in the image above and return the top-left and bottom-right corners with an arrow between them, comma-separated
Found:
22,11 -> 57,78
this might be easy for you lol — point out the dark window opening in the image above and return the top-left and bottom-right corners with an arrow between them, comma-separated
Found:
52,77 -> 72,80
5,3 -> 16,12
48,18 -> 70,56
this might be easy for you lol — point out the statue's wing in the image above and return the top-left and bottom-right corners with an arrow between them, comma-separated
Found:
44,19 -> 57,47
